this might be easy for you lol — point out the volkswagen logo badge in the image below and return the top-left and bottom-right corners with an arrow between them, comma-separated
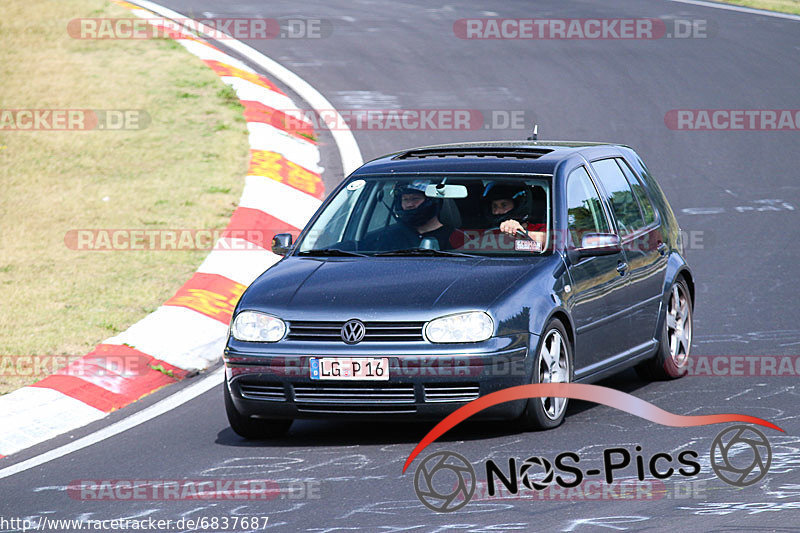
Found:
341,320 -> 366,344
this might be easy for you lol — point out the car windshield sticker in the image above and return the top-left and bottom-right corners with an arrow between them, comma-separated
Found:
515,239 -> 541,252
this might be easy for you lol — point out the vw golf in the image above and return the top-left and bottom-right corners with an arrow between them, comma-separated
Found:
223,141 -> 694,438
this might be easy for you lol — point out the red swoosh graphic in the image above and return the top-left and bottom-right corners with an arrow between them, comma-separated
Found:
402,383 -> 783,473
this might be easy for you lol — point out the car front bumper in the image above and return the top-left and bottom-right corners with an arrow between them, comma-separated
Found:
224,334 -> 533,421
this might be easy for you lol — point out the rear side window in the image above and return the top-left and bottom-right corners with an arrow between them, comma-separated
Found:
590,158 -> 645,236
566,166 -> 609,247
616,158 -> 656,225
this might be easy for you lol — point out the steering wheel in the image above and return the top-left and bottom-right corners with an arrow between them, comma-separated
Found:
484,225 -> 534,240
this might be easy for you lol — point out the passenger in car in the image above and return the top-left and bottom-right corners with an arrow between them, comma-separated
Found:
483,184 -> 547,250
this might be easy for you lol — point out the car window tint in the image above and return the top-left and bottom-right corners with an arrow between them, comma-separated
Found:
566,166 -> 609,247
616,158 -> 656,225
591,158 -> 645,236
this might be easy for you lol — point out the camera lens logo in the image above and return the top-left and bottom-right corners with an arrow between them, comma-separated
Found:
710,425 -> 772,487
519,456 -> 554,490
414,451 -> 476,512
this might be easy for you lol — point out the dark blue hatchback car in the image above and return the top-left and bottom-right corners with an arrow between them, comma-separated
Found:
223,141 -> 695,438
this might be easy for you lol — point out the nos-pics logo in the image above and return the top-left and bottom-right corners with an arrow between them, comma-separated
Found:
413,425 -> 772,513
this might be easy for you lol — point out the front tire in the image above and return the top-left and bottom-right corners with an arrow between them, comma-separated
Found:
636,277 -> 693,380
518,319 -> 573,431
224,375 -> 293,439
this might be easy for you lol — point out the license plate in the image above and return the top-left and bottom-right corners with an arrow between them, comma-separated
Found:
310,357 -> 389,380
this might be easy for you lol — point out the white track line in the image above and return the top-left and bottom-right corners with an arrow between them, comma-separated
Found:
669,0 -> 800,21
128,0 -> 364,175
0,368 -> 223,480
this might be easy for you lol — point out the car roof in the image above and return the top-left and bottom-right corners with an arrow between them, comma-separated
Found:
351,140 -> 629,177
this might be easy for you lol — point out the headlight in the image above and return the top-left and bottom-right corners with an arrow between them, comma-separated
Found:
424,312 -> 494,343
231,311 -> 286,342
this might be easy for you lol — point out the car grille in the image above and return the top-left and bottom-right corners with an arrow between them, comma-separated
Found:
238,382 -> 286,401
236,382 -> 481,412
423,383 -> 480,403
286,321 -> 425,342
293,384 -> 416,404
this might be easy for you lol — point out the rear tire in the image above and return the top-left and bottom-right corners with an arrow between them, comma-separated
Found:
224,375 -> 293,439
518,319 -> 573,431
636,277 -> 693,381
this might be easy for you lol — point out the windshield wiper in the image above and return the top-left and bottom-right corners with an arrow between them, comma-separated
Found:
373,248 -> 478,258
297,248 -> 367,257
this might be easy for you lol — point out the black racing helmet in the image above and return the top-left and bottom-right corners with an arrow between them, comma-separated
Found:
482,182 -> 531,227
392,180 -> 442,227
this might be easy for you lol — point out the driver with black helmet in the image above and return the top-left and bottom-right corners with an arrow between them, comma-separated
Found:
359,180 -> 455,251
483,183 -> 547,250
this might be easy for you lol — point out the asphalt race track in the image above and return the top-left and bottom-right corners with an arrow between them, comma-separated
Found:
2,0 -> 799,531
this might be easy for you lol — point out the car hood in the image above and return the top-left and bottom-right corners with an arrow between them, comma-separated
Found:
238,256 -> 544,321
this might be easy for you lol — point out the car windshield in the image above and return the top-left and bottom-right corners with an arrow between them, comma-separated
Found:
295,175 -> 552,256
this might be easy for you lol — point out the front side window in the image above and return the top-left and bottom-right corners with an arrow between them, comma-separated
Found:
295,175 -> 552,256
566,166 -> 610,247
590,158 -> 645,236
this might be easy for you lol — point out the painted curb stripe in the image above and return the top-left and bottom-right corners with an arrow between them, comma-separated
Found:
204,61 -> 285,94
242,101 -> 316,144
239,175 -> 323,229
196,238 -> 280,287
247,122 -> 322,174
219,77 -> 299,113
223,206 -> 301,247
176,39 -> 254,73
103,306 -> 229,372
247,150 -> 324,199
164,272 -> 246,324
30,345 -> 187,413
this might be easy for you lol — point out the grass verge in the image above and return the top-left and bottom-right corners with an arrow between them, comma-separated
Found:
0,0 -> 249,393
719,0 -> 800,14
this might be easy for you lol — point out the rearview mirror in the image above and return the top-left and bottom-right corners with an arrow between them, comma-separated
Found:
425,184 -> 468,199
271,233 -> 293,256
577,233 -> 621,257
419,236 -> 440,250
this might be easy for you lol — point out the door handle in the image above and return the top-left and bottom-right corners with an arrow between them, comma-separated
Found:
616,262 -> 628,276
657,242 -> 668,256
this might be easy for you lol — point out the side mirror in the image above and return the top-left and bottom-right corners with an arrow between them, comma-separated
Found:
577,233 -> 621,257
271,233 -> 293,256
